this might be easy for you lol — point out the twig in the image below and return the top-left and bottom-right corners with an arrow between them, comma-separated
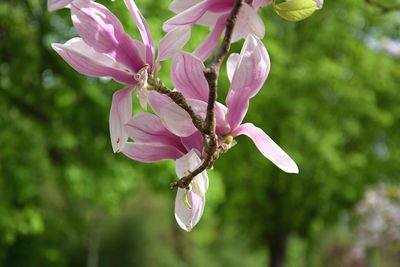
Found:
171,0 -> 243,189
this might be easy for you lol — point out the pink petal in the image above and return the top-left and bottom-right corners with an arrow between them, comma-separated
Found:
253,0 -> 273,9
163,0 -> 210,31
232,3 -> 265,42
147,91 -> 172,116
109,87 -> 133,153
181,131 -> 203,156
125,112 -> 184,150
122,143 -> 184,162
226,35 -> 270,129
160,99 -> 230,137
175,189 -> 205,231
52,38 -> 135,84
157,26 -> 191,62
70,0 -> 145,72
226,53 -> 240,83
47,0 -> 73,11
232,123 -> 299,174
123,0 -> 155,65
172,53 -> 209,102
169,0 -> 203,13
193,15 -> 227,61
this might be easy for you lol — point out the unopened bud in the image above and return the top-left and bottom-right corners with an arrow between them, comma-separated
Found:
273,0 -> 320,22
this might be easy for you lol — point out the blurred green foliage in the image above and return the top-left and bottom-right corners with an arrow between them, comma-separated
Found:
0,0 -> 399,267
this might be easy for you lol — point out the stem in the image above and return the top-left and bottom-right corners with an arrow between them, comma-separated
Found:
171,0 -> 244,189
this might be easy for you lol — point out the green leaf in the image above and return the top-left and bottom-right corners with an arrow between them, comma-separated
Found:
274,0 -> 318,22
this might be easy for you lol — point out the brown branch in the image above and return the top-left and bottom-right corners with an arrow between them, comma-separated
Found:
147,77 -> 205,132
365,0 -> 400,13
171,0 -> 243,190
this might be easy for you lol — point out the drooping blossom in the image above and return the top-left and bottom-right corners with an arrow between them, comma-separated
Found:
51,0 -> 190,152
163,0 -> 271,61
160,34 -> 298,174
110,88 -> 208,231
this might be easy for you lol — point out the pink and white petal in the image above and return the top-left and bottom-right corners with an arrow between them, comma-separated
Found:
226,53 -> 240,83
181,131 -> 203,155
193,15 -> 226,61
70,1 -> 145,72
226,35 -> 270,129
160,99 -> 230,137
175,189 -> 205,231
169,0 -> 203,13
110,87 -> 133,153
125,113 -> 184,149
163,0 -> 210,31
157,26 -> 191,62
122,142 -> 184,162
176,149 -> 209,195
172,53 -> 209,102
48,0 -> 73,11
71,0 -> 125,53
253,0 -> 273,9
232,123 -> 299,174
232,3 -> 265,42
147,91 -> 172,116
52,38 -> 135,84
123,0 -> 155,64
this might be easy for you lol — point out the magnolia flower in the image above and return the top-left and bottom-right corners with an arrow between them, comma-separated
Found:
110,88 -> 208,231
163,0 -> 269,61
51,0 -> 190,152
160,35 -> 298,173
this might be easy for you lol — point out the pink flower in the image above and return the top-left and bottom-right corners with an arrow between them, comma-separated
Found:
48,0 -> 76,11
51,0 -> 190,152
160,34 -> 299,174
163,0 -> 271,61
110,88 -> 208,231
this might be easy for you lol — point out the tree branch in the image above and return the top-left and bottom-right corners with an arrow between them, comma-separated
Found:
171,0 -> 243,190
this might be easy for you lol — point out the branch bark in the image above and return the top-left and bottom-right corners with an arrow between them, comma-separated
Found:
171,0 -> 243,189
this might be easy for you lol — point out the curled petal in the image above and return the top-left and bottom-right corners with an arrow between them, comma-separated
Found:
48,0 -> 73,11
160,99 -> 230,137
125,113 -> 184,149
122,142 -> 184,162
157,26 -> 191,62
71,0 -> 145,72
110,88 -> 133,153
124,0 -> 155,64
232,4 -> 265,42
172,53 -> 209,102
253,0 -> 273,8
226,35 -> 270,129
232,123 -> 299,174
175,189 -> 205,232
52,38 -> 135,84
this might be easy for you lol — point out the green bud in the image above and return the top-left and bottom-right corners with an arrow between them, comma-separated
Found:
273,0 -> 318,22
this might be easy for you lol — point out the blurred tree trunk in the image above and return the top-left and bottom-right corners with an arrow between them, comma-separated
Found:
267,235 -> 287,267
